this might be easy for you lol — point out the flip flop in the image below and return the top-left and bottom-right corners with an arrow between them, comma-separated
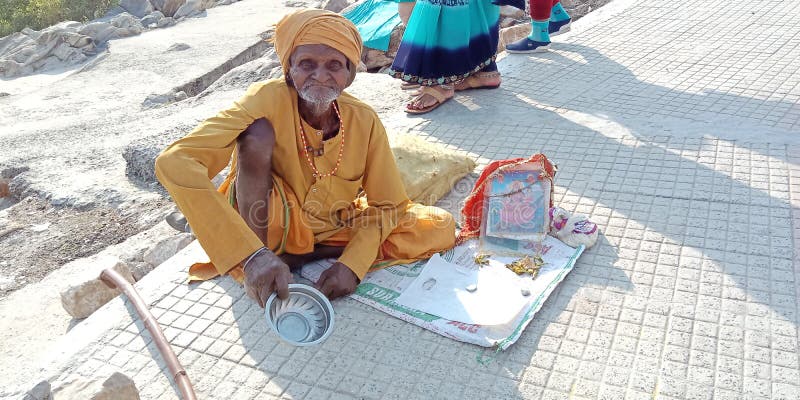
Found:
454,72 -> 501,91
405,86 -> 453,115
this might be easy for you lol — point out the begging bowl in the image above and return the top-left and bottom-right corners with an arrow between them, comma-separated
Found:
265,283 -> 335,346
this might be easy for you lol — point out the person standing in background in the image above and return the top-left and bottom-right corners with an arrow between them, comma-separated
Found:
506,0 -> 571,53
389,0 -> 502,114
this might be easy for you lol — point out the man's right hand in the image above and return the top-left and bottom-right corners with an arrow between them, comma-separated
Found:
243,249 -> 293,307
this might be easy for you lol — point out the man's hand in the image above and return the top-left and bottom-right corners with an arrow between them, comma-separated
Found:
315,262 -> 359,299
243,250 -> 294,307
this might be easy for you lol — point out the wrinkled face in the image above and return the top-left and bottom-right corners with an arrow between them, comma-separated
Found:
288,44 -> 351,105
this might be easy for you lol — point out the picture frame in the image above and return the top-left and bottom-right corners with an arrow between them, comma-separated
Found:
479,162 -> 551,256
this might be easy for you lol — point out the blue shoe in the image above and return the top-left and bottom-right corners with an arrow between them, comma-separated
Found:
549,18 -> 571,36
505,37 -> 551,54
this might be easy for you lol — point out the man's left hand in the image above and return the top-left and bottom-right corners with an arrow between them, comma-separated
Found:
316,262 -> 359,299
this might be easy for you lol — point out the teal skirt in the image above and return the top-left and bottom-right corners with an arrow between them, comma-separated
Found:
389,0 -> 500,85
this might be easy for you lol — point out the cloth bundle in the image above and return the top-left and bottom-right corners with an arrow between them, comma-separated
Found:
549,206 -> 598,248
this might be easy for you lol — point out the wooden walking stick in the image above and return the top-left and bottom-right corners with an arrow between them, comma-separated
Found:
100,268 -> 198,400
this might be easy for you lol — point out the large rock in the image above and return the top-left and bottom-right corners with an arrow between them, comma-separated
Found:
52,373 -> 139,400
140,11 -> 165,27
362,22 -> 404,70
151,0 -> 186,17
0,22 -> 91,78
111,13 -> 145,31
60,261 -> 134,319
142,233 -> 194,267
23,380 -> 51,400
157,17 -> 177,28
322,0 -> 353,13
173,0 -> 215,19
79,22 -> 119,44
120,0 -> 155,18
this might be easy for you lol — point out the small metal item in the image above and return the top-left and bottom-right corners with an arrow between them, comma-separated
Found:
474,253 -> 490,267
265,284 -> 335,346
521,288 -> 531,296
466,284 -> 478,292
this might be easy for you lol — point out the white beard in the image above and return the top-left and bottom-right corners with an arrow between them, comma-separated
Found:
297,83 -> 341,115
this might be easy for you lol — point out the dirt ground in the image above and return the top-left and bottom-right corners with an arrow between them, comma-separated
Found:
0,196 -> 170,299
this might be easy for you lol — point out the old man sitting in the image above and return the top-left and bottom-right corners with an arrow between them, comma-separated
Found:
155,9 -> 455,305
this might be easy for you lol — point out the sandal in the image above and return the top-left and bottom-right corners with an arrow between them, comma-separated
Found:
405,85 -> 454,114
454,71 -> 501,91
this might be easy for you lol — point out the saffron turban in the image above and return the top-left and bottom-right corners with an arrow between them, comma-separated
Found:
273,9 -> 363,81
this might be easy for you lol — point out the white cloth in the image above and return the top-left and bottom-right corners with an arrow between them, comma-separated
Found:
394,254 -> 530,325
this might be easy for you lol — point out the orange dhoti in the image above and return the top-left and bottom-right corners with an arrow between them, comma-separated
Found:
188,174 -> 455,283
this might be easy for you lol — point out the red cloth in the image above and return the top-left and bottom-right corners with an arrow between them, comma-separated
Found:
457,154 -> 556,244
530,0 -> 562,21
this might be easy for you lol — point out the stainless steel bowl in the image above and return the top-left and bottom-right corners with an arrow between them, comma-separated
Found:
265,284 -> 335,346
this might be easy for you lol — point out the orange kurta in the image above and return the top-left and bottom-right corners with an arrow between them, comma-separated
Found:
155,79 -> 455,280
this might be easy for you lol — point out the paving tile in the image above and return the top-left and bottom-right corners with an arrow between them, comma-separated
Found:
33,1 -> 800,399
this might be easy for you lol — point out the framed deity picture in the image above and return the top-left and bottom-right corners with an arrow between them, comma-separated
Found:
479,162 -> 551,256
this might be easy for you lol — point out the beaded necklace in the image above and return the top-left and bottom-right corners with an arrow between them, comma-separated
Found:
298,102 -> 345,179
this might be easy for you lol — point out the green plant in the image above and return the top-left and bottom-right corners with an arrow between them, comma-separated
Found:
0,0 -> 119,38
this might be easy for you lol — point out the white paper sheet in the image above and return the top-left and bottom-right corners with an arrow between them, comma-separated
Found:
393,253 -> 530,325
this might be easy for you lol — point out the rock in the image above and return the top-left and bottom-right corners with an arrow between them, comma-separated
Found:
61,32 -> 93,48
142,93 -> 173,107
0,178 -> 9,197
120,0 -> 155,18
499,5 -> 526,19
362,48 -> 393,71
500,17 -> 518,29
151,0 -> 186,17
79,22 -> 118,44
140,11 -> 165,27
111,13 -> 144,30
52,373 -> 139,400
174,0 -> 214,19
113,27 -> 142,39
23,380 -> 51,400
130,262 -> 155,281
322,0 -> 350,13
201,50 -> 282,93
143,233 -> 194,267
157,17 -> 177,28
60,261 -> 134,319
285,0 -> 309,7
166,42 -> 191,52
361,23 -> 404,70
0,92 -> 9,97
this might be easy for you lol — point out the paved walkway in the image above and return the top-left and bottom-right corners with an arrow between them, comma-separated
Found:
10,0 -> 800,398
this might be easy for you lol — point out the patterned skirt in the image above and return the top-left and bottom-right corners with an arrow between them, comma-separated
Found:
388,0 -> 500,86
